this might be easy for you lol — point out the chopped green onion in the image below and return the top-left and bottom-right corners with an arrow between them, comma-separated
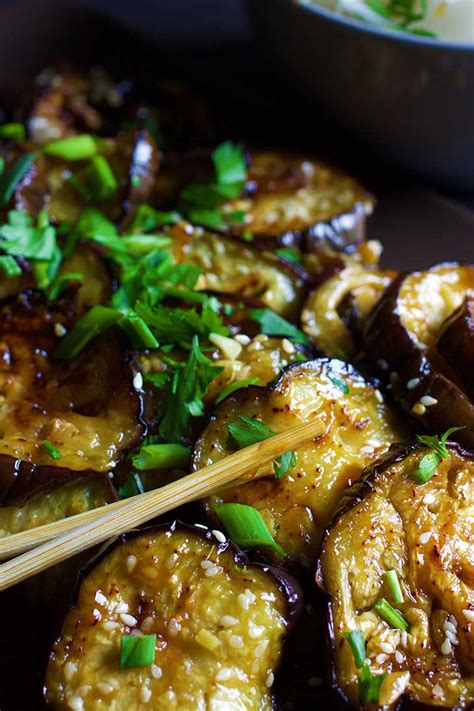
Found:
343,630 -> 366,669
212,141 -> 247,185
131,444 -> 190,471
119,472 -> 145,499
0,153 -> 37,207
0,254 -> 21,277
131,175 -> 141,188
119,311 -> 159,350
374,597 -> 409,631
54,305 -> 122,359
46,272 -> 83,301
248,308 -> 308,345
273,450 -> 297,480
226,415 -> 276,450
215,376 -> 260,405
327,374 -> 350,394
41,440 -> 61,460
359,663 -> 386,705
43,134 -> 97,160
129,204 -> 181,233
215,503 -> 285,557
88,155 -> 118,201
186,207 -> 225,229
121,234 -> 172,255
119,634 -> 156,669
0,123 -> 25,140
385,570 -> 404,605
275,247 -> 302,265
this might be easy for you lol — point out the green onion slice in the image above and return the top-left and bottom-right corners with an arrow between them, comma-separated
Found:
248,308 -> 308,345
41,440 -> 61,460
43,134 -> 97,160
215,377 -> 260,405
359,663 -> 386,705
385,570 -> 404,605
0,123 -> 25,140
119,472 -> 145,499
0,153 -> 37,207
374,597 -> 409,631
0,254 -> 21,277
343,630 -> 366,669
54,305 -> 122,359
131,444 -> 190,471
119,634 -> 156,669
215,502 -> 285,557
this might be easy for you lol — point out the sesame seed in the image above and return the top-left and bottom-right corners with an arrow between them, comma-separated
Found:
141,616 -> 154,632
64,661 -> 77,680
54,323 -> 67,337
247,341 -> 263,351
140,687 -> 152,703
395,650 -> 404,664
441,638 -> 452,655
97,682 -> 114,695
412,402 -> 426,415
212,529 -> 226,543
168,618 -> 180,637
375,654 -> 387,664
116,602 -> 129,613
400,631 -> 408,647
143,567 -> 159,580
445,630 -> 458,645
462,609 -> 474,622
432,684 -> 444,698
133,372 -> 143,390
282,338 -> 295,355
120,613 -> 137,627
266,671 -> 274,688
229,635 -> 244,648
151,664 -> 163,679
126,555 -> 137,573
200,559 -> 214,569
375,389 -> 383,403
216,667 -> 232,681
423,492 -> 436,505
103,620 -> 119,631
220,615 -> 238,627
238,593 -> 250,610
308,676 -> 323,687
76,685 -> 91,696
420,395 -> 438,407
68,698 -> 84,711
234,334 -> 251,346
419,531 -> 432,544
249,625 -> 264,638
254,640 -> 268,658
444,621 -> 457,634
194,523 -> 208,530
379,642 -> 393,654
166,553 -> 178,569
205,565 -> 221,577
406,377 -> 420,390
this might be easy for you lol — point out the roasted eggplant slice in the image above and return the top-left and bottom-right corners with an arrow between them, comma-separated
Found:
225,151 -> 374,253
364,263 -> 474,447
301,259 -> 394,358
437,296 -> 474,399
193,359 -> 405,564
0,291 -> 145,503
165,222 -> 308,320
318,442 -> 474,709
45,522 -> 301,710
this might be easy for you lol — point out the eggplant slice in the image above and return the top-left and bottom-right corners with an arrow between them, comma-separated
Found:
364,263 -> 474,447
437,296 -> 474,399
318,442 -> 474,709
301,258 -> 394,358
0,291 -> 145,504
165,222 -> 308,320
45,522 -> 301,710
193,359 -> 405,564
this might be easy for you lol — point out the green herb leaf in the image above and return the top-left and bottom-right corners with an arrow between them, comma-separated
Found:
130,204 -> 181,233
417,426 -> 465,460
359,664 -> 386,705
131,443 -> 190,471
212,141 -> 247,185
46,272 -> 83,301
0,123 -> 25,140
248,308 -> 309,345
119,472 -> 145,499
54,305 -> 122,359
215,376 -> 260,405
273,450 -> 297,480
327,374 -> 350,394
0,254 -> 21,277
41,440 -> 61,460
385,570 -> 404,605
344,630 -> 366,669
0,153 -> 37,207
43,134 -> 97,160
410,450 -> 439,484
215,502 -> 285,557
374,597 -> 409,631
275,247 -> 302,265
119,634 -> 156,669
226,415 -> 276,450
87,155 -> 118,201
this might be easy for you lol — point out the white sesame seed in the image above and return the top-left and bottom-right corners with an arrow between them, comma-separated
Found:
441,638 -> 452,655
423,492 -> 436,505
249,625 -> 264,638
64,661 -> 77,680
445,630 -> 458,645
308,676 -> 324,687
97,682 -> 114,695
133,372 -> 143,390
376,359 -> 388,370
234,334 -> 251,345
76,685 -> 91,696
151,664 -> 162,679
412,402 -> 426,415
282,338 -> 295,355
166,553 -> 178,569
229,635 -> 244,648
140,687 -> 152,703
432,683 -> 444,698
115,602 -> 129,613
420,395 -> 438,407
200,559 -> 214,569
462,609 -> 474,622
375,389 -> 383,403
266,671 -> 274,688
168,618 -> 180,637
419,531 -> 432,544
216,667 -> 232,681
449,615 -> 457,627
205,565 -> 221,577
126,555 -> 137,573
194,523 -> 208,530
375,653 -> 387,664
395,650 -> 404,664
379,642 -> 393,654
103,620 -> 119,631
120,613 -> 137,627
220,615 -> 239,627
254,640 -> 268,658
406,377 -> 420,390
54,323 -> 67,337
68,698 -> 84,711
444,621 -> 457,634
212,529 -> 226,544
247,341 -> 263,351
141,616 -> 154,632
238,593 -> 250,610
400,631 -> 408,647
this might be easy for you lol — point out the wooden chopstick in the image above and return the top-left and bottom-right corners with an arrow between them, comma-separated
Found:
0,417 -> 324,590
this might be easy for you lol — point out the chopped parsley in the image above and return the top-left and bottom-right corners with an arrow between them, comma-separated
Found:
273,450 -> 297,480
215,376 -> 260,405
411,426 -> 465,484
226,415 -> 276,450
248,308 -> 309,345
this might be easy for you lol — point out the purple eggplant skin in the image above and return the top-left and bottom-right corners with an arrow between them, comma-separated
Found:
363,265 -> 474,449
316,440 -> 474,711
437,296 -> 474,399
44,520 -> 303,710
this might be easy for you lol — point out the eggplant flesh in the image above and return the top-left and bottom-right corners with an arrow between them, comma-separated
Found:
437,296 -> 474,399
301,259 -> 394,358
165,222 -> 308,321
193,359 -> 405,564
45,523 -> 301,710
318,443 -> 474,709
364,264 -> 474,448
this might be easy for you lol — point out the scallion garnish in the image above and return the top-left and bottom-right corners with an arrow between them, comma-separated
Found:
54,305 -> 122,359
275,247 -> 302,265
0,254 -> 21,277
43,134 -> 97,160
119,634 -> 156,669
87,155 -> 118,201
213,141 -> 247,185
273,450 -> 297,480
248,308 -> 309,345
358,663 -> 386,705
374,597 -> 409,631
0,153 -> 37,207
226,415 -> 276,450
0,123 -> 25,141
215,376 -> 260,405
119,472 -> 145,499
385,570 -> 404,605
131,443 -> 190,471
343,629 -> 366,668
41,440 -> 61,460
215,502 -> 285,557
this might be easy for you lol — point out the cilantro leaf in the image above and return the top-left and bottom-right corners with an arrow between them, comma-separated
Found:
226,415 -> 276,450
0,153 -> 37,207
248,308 -> 309,345
273,450 -> 297,480
215,376 -> 260,405
416,426 -> 465,460
411,427 -> 464,484
129,204 -> 181,233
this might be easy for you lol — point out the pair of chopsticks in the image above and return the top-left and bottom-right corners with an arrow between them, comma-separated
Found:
0,417 -> 324,591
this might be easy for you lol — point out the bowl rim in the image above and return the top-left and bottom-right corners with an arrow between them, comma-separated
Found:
268,0 -> 474,53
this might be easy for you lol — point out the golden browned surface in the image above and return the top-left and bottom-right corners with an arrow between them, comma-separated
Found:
194,359 -> 404,564
301,260 -> 394,358
45,526 -> 293,710
319,446 -> 474,709
165,222 -> 306,320
0,476 -> 114,536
